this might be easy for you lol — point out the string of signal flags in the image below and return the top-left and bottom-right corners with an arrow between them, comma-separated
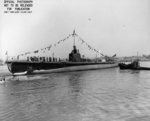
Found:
17,32 -> 106,57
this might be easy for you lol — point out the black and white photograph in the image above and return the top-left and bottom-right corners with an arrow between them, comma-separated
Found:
0,0 -> 150,121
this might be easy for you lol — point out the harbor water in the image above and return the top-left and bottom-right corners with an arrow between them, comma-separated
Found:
0,62 -> 150,121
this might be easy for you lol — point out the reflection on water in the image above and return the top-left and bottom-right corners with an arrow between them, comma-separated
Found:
0,63 -> 150,121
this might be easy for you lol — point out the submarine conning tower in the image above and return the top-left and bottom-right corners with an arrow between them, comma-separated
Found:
69,45 -> 81,62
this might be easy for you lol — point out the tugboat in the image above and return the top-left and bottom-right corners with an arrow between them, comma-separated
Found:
119,60 -> 150,70
6,31 -> 118,75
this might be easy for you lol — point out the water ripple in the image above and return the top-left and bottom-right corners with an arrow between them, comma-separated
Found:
1,64 -> 150,121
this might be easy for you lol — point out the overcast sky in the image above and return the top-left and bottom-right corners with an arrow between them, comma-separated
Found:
0,0 -> 150,59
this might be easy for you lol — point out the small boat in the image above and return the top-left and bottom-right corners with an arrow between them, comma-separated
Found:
119,60 -> 150,70
0,77 -> 5,84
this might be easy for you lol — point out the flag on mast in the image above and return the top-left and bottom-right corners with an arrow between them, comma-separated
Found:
73,29 -> 75,36
5,51 -> 8,55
